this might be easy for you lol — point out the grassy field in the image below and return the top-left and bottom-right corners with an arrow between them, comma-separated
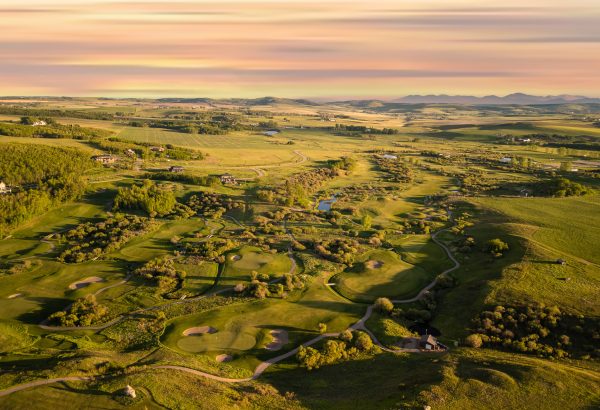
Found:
1,98 -> 599,408
332,249 -> 433,302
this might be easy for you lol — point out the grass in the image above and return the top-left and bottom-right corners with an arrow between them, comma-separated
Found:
217,246 -> 292,288
1,101 -> 599,408
332,249 -> 433,302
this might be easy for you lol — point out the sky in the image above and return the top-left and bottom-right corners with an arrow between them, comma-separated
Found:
1,0 -> 599,99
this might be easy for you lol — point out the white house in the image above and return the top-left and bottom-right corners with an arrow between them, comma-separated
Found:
263,130 -> 279,137
32,120 -> 47,126
499,157 -> 513,164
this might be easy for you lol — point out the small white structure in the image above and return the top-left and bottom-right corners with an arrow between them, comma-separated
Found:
123,385 -> 136,398
263,130 -> 279,137
382,154 -> 398,160
499,157 -> 513,164
0,181 -> 11,194
32,120 -> 47,126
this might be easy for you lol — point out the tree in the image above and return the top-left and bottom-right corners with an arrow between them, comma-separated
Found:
464,334 -> 483,348
361,214 -> 372,229
339,329 -> 353,342
559,161 -> 572,172
354,331 -> 373,351
374,297 -> 394,314
318,322 -> 327,334
486,238 -> 509,256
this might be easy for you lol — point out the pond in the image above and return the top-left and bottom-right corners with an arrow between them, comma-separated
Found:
317,195 -> 337,211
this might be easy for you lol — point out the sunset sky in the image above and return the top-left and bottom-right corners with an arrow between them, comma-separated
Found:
1,0 -> 599,99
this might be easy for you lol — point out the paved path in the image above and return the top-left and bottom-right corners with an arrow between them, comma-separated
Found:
0,376 -> 93,398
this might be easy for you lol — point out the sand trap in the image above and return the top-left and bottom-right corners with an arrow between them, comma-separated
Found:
265,329 -> 289,351
230,255 -> 241,261
215,354 -> 233,363
68,276 -> 104,290
7,293 -> 22,299
182,326 -> 218,336
366,260 -> 384,269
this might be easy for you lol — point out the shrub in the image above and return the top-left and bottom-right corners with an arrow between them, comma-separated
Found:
464,334 -> 483,348
374,297 -> 394,314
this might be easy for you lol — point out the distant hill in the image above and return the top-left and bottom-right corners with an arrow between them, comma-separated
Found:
392,93 -> 600,105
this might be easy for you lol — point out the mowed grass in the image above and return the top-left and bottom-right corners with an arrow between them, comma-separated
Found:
162,273 -> 364,371
217,246 -> 292,288
332,249 -> 433,302
176,261 -> 219,296
0,259 -> 127,323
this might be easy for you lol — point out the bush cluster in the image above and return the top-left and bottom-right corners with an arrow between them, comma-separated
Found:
58,215 -> 157,263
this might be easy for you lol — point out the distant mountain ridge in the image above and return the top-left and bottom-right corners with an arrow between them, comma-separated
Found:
391,93 -> 600,105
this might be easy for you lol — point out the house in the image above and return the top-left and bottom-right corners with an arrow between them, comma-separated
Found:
124,149 -> 136,157
32,120 -> 47,126
499,157 -> 513,164
0,181 -> 11,194
419,334 -> 442,351
263,130 -> 279,137
382,154 -> 398,160
92,155 -> 117,164
220,173 -> 237,185
150,146 -> 165,153
169,166 -> 184,173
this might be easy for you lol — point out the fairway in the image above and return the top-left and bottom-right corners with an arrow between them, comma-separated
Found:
332,249 -> 434,302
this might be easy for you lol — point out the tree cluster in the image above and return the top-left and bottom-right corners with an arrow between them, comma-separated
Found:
113,180 -> 178,217
313,238 -> 360,265
58,215 -> 157,263
48,294 -> 109,327
469,304 -> 599,359
296,331 -> 374,370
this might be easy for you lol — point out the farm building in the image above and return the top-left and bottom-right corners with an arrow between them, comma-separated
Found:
124,149 -> 136,157
32,120 -> 47,126
382,154 -> 398,160
0,181 -> 12,194
419,334 -> 442,351
92,155 -> 117,164
220,174 -> 237,184
169,166 -> 185,173
499,157 -> 513,164
150,146 -> 165,152
263,130 -> 279,136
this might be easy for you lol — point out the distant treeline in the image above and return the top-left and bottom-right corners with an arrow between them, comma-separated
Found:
143,172 -> 220,187
0,144 -> 95,237
89,137 -> 203,160
0,120 -> 112,140
328,124 -> 399,135
0,106 -> 115,120
128,113 -> 245,134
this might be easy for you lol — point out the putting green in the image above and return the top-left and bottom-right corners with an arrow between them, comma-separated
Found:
333,249 -> 433,302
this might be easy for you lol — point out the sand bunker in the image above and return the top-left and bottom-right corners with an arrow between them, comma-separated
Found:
215,354 -> 233,363
7,293 -> 22,299
265,329 -> 289,351
230,255 -> 241,261
366,260 -> 384,269
68,276 -> 104,290
182,326 -> 218,336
